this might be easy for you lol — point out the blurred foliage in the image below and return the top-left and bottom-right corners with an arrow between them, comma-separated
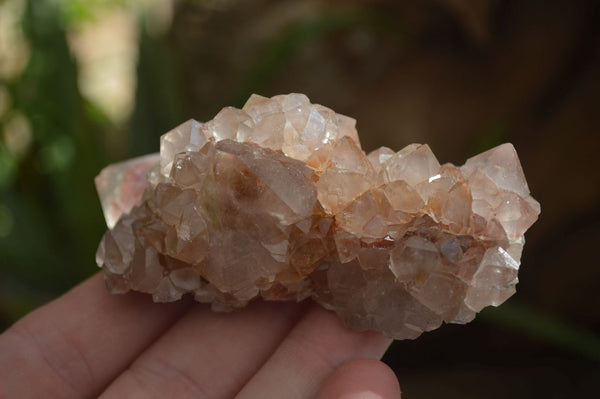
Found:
232,5 -> 405,106
480,303 -> 600,363
0,0 -> 186,325
130,26 -> 186,156
0,0 -> 108,320
56,0 -> 128,24
53,0 -> 155,25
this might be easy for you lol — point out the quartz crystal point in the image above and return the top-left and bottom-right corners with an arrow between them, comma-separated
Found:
95,93 -> 540,339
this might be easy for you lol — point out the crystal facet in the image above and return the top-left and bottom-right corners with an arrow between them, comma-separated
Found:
95,93 -> 540,339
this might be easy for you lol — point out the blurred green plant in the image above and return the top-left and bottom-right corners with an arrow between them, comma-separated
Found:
0,0 -> 184,327
57,0 -> 128,24
481,302 -> 600,363
232,5 -> 405,107
0,0 -> 108,321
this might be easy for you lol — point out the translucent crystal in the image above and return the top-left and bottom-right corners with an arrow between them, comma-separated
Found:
95,153 -> 159,229
95,93 -> 540,340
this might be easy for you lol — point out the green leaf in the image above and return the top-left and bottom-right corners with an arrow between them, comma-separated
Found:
481,302 -> 600,362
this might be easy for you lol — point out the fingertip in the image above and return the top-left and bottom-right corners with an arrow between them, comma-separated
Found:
316,359 -> 401,399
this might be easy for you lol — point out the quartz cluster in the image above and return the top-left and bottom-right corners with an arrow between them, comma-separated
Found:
95,93 -> 540,339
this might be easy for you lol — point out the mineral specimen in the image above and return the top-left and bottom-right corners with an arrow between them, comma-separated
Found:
95,93 -> 540,339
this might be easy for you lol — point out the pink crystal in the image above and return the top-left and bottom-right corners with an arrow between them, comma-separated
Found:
95,153 -> 159,229
95,93 -> 540,339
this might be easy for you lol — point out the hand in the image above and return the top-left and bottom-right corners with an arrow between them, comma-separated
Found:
0,274 -> 400,398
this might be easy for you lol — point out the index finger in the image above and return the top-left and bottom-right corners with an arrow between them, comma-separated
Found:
235,305 -> 393,399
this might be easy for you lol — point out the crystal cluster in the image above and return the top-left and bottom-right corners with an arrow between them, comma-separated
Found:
95,93 -> 540,339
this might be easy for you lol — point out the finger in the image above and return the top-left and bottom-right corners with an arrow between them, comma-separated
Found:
316,359 -> 401,399
234,304 -> 393,399
0,273 -> 191,398
100,300 -> 307,399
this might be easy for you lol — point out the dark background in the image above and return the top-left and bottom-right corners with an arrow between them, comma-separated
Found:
1,0 -> 599,397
